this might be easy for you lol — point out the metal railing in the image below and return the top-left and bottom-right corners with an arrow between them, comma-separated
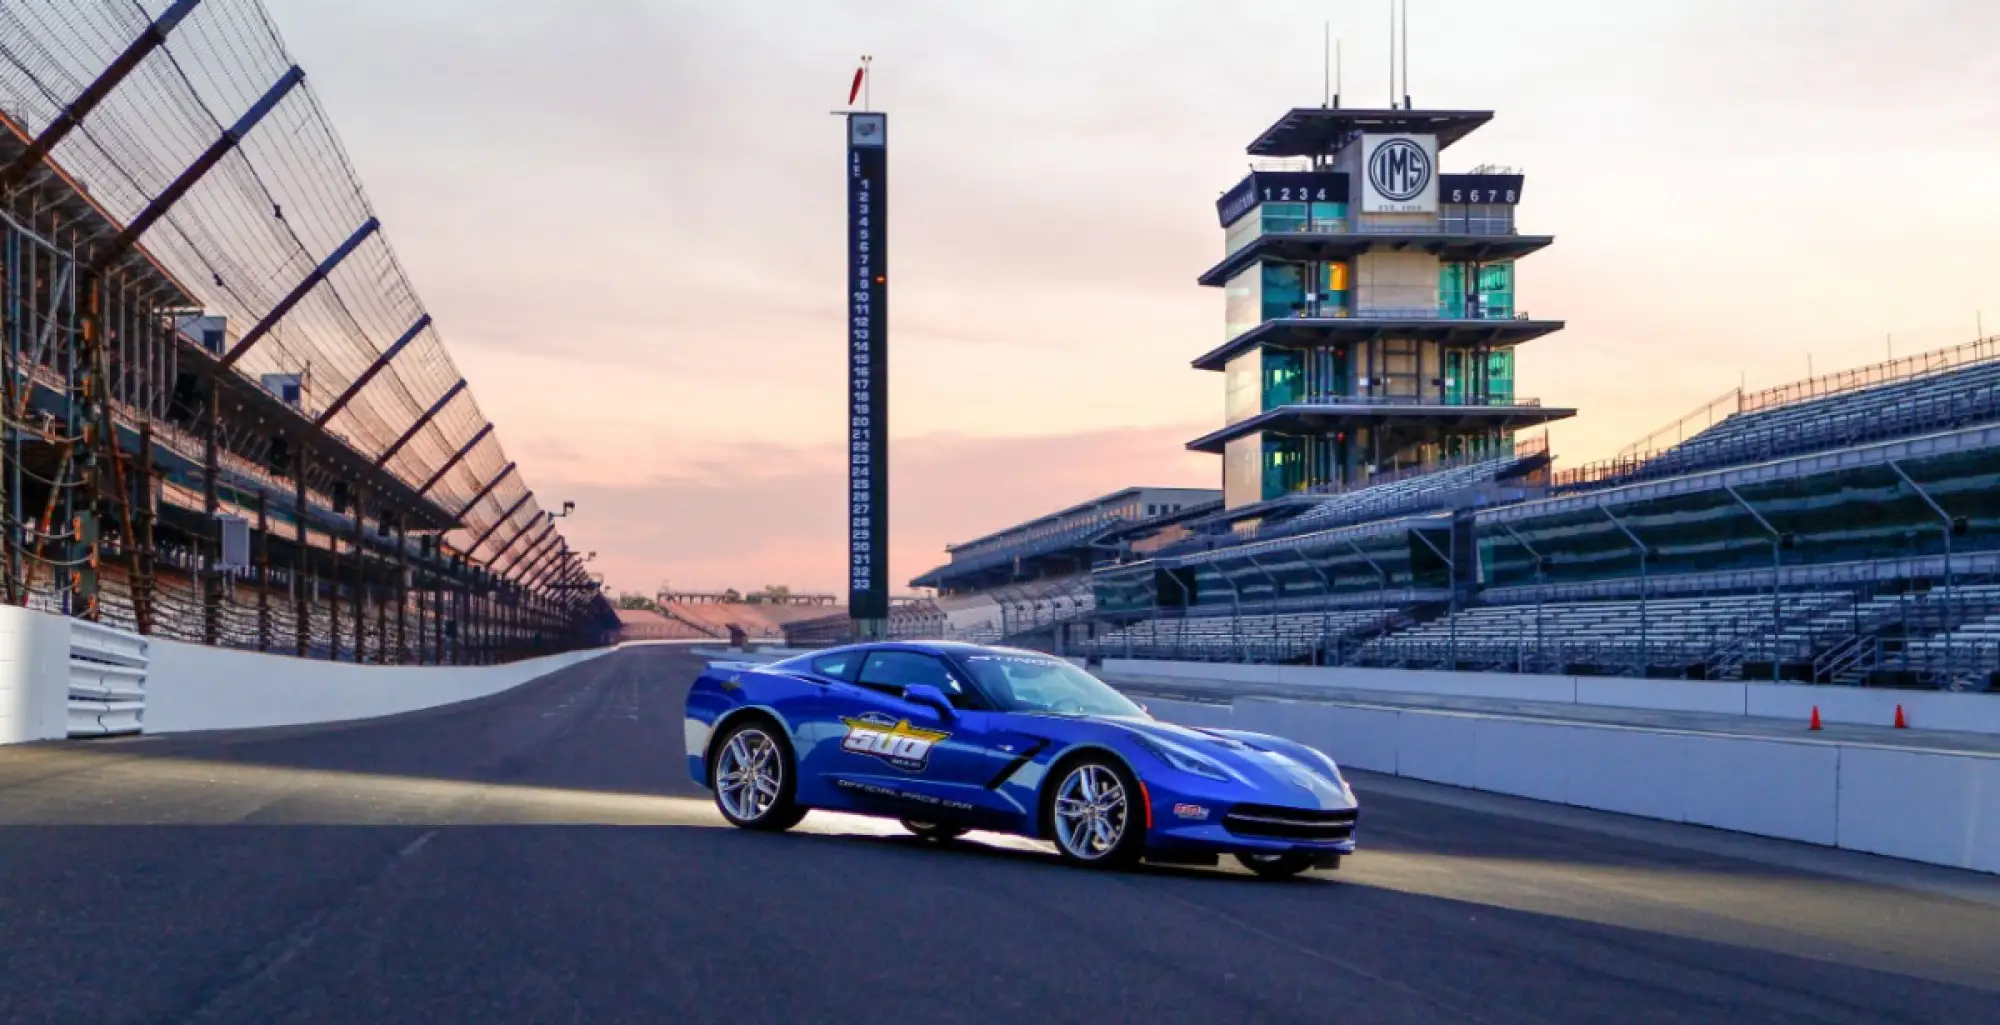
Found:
1282,393 -> 1540,409
1297,306 -> 1531,322
1555,381 -> 2000,492
1743,333 -> 2000,415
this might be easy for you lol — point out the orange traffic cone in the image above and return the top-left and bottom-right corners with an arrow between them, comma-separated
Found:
1895,704 -> 1908,729
1809,706 -> 1822,731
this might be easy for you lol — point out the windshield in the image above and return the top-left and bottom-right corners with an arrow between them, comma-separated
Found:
955,652 -> 1147,718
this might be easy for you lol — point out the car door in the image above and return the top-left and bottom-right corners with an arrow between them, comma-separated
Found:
803,649 -> 1016,824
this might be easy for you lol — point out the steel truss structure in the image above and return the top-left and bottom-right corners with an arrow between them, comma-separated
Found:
0,0 -> 613,662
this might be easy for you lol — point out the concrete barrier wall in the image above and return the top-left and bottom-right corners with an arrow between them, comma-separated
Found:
1103,659 -> 2000,735
1131,687 -> 1996,873
0,605 -> 72,745
142,638 -> 609,734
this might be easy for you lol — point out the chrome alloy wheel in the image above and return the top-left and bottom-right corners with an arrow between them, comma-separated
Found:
1053,763 -> 1129,860
715,727 -> 783,822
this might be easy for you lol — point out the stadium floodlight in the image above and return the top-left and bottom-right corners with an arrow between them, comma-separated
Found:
553,500 -> 577,518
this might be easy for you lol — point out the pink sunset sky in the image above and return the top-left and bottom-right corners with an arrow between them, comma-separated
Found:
270,0 -> 2000,597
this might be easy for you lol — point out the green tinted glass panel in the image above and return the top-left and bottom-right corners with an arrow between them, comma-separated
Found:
1263,348 -> 1302,409
1261,262 -> 1307,321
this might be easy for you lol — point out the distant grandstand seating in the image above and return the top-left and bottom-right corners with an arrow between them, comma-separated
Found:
615,609 -> 709,642
1356,593 -> 1851,675
1563,339 -> 2000,491
1087,608 -> 1406,663
1257,448 -> 1543,540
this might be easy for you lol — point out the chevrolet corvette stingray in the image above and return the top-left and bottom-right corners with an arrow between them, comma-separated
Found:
684,641 -> 1358,878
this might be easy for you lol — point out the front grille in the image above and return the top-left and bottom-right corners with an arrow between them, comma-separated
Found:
1223,803 -> 1358,842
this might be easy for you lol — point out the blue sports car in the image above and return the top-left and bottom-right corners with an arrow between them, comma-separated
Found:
683,641 -> 1358,879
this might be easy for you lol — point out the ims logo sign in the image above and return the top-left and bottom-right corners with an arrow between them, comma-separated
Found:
1362,135 -> 1436,212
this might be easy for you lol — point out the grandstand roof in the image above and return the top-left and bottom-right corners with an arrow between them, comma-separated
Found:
942,487 -> 1218,554
1246,108 -> 1493,156
912,488 -> 1221,591
1185,402 -> 1575,453
1197,233 -> 1554,289
1191,316 -> 1565,372
0,114 -> 196,307
614,608 -> 671,625
1,113 -> 459,532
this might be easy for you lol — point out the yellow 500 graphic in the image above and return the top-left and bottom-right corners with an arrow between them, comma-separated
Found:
840,714 -> 950,771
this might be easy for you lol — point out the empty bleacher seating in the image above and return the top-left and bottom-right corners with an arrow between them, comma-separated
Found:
1259,452 -> 1536,540
1358,592 -> 1852,673
1583,357 -> 2000,489
1087,608 -> 1405,663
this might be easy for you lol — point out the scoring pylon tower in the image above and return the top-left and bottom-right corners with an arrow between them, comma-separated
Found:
1188,107 -> 1575,511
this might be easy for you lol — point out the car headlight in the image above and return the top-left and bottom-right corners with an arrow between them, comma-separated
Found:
1300,750 -> 1355,802
1135,735 -> 1236,782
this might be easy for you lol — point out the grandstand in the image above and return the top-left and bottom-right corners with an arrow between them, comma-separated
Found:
860,100 -> 2000,694
613,609 -> 708,643
1069,349 -> 2000,689
0,2 -> 611,661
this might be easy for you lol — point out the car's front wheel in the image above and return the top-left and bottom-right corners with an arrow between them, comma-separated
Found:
1046,757 -> 1145,869
900,820 -> 968,842
1235,851 -> 1314,880
711,719 -> 805,832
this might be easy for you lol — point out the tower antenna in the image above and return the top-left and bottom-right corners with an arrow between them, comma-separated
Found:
1335,38 -> 1342,108
1322,21 -> 1330,107
1402,0 -> 1412,108
1387,0 -> 1396,108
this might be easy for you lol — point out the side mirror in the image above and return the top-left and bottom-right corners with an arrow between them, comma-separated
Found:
901,684 -> 957,720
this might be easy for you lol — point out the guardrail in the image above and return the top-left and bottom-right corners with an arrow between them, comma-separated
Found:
67,620 -> 149,737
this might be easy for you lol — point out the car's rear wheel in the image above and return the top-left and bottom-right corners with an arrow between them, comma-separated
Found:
1046,757 -> 1145,869
711,719 -> 805,832
1235,851 -> 1314,880
900,820 -> 968,842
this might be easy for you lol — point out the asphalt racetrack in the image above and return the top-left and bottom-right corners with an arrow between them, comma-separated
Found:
3,646 -> 1998,1024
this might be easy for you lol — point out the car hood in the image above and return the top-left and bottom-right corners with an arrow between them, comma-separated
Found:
1084,715 -> 1355,810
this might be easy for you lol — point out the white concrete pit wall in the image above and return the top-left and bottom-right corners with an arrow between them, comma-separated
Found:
1138,693 -> 1999,873
0,604 -> 73,745
1102,660 -> 2000,737
142,636 -> 609,735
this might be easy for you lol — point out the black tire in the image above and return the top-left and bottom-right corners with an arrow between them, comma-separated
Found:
1235,852 -> 1314,880
1043,754 -> 1147,870
900,820 -> 969,842
709,718 -> 806,832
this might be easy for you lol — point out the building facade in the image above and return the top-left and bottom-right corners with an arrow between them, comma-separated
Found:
1190,108 -> 1576,510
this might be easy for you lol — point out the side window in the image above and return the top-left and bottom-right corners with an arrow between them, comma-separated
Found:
810,652 -> 858,680
856,651 -> 967,704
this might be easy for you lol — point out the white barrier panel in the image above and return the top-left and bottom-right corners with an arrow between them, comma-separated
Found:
1104,659 -> 2000,736
1136,696 -> 1234,730
1836,746 -> 2000,873
0,605 -> 71,745
1145,692 -> 1997,872
67,620 -> 149,737
1395,712 -> 1479,788
1574,677 -> 1747,715
143,639 -> 610,734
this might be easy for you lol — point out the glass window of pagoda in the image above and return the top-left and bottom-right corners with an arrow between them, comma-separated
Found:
1438,261 -> 1514,319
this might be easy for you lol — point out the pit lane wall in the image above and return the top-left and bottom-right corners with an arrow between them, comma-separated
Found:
1107,660 -> 2000,736
0,604 -> 611,743
1113,662 -> 2000,876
